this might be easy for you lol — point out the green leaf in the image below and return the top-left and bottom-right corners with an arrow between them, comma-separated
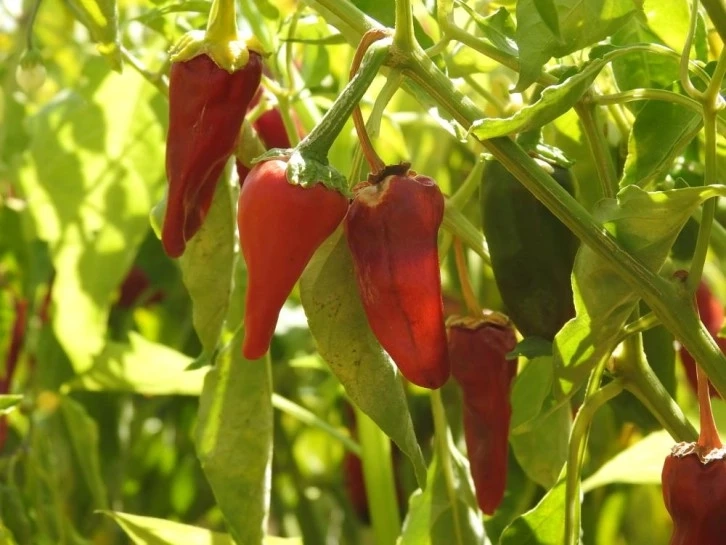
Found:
101,511 -> 234,544
554,185 -> 726,396
455,3 -> 518,57
643,0 -> 707,61
507,338 -> 553,360
581,430 -> 672,492
471,58 -> 607,140
0,394 -> 23,413
195,333 -> 273,545
18,59 -> 165,373
59,396 -> 108,510
65,0 -> 122,70
399,432 -> 486,545
299,230 -> 428,487
510,400 -> 571,488
510,356 -> 554,433
179,179 -> 236,354
533,0 -> 561,38
499,473 -> 566,545
514,0 -> 638,90
64,332 -> 205,396
619,99 -> 702,188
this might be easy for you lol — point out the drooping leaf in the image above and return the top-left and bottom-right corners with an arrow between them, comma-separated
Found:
554,185 -> 726,396
64,332 -> 204,396
18,58 -> 165,373
102,511 -> 234,544
471,57 -> 607,140
179,178 -> 236,355
399,431 -> 486,545
195,333 -> 273,545
499,473 -> 567,545
299,230 -> 427,487
514,0 -> 638,90
59,396 -> 108,510
0,394 -> 23,413
581,430 -> 672,492
619,99 -> 702,188
455,3 -> 518,57
510,356 -> 555,433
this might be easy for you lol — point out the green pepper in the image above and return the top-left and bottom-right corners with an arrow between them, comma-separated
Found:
480,158 -> 579,341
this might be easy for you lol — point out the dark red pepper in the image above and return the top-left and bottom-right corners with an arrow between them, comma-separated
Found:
162,52 -> 262,258
447,312 -> 517,515
344,166 -> 450,389
680,281 -> 722,398
238,158 -> 348,359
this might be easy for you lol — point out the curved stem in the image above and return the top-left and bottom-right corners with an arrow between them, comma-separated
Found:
564,378 -> 624,545
454,238 -> 482,315
696,362 -> 723,449
120,46 -> 169,97
24,0 -> 43,49
680,0 -> 705,100
285,6 -> 302,92
205,0 -> 238,45
447,154 -> 486,210
297,40 -> 391,160
442,203 -> 490,265
350,30 -> 391,174
592,88 -> 703,113
618,312 -> 660,342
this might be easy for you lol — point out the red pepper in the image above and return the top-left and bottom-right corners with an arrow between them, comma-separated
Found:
162,52 -> 262,258
662,443 -> 726,545
447,313 -> 517,515
344,167 -> 449,389
680,281 -> 722,398
238,158 -> 348,359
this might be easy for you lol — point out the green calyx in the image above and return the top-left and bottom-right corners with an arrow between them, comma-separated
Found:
285,150 -> 350,196
168,0 -> 265,72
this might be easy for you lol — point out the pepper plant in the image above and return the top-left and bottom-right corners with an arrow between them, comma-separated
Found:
4,0 -> 726,543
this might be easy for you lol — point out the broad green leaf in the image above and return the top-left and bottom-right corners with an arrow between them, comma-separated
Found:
499,474 -> 566,545
179,179 -> 236,354
455,4 -> 518,57
0,394 -> 23,413
64,332 -> 205,396
59,396 -> 108,509
610,20 -> 681,92
619,100 -> 702,188
533,0 -> 561,38
299,230 -> 427,487
65,0 -> 121,70
18,59 -> 165,373
399,432 -> 486,545
510,356 -> 554,432
554,185 -> 726,396
581,430 -> 672,492
510,401 -> 571,488
471,58 -> 607,140
514,0 -> 637,90
102,511 -> 234,544
644,0 -> 707,61
195,333 -> 273,545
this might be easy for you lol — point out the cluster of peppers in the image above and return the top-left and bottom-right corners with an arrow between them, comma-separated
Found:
159,4 -> 585,517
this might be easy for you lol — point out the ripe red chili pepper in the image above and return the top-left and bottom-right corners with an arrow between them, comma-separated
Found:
662,443 -> 726,545
447,313 -> 517,515
680,281 -> 722,398
344,166 -> 449,389
238,158 -> 348,359
162,52 -> 262,258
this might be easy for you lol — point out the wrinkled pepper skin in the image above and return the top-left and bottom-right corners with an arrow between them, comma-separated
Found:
345,172 -> 450,389
163,52 -> 262,258
447,313 -> 517,515
238,158 -> 348,359
662,444 -> 726,544
680,282 -> 722,398
480,159 -> 579,340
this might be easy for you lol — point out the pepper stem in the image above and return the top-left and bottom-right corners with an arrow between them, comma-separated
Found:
696,361 -> 723,450
205,0 -> 238,47
453,238 -> 482,316
350,30 -> 391,175
297,39 -> 391,161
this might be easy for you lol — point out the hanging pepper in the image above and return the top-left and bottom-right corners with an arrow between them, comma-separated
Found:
447,312 -> 517,515
238,158 -> 349,359
480,158 -> 579,340
679,281 -> 722,398
160,0 -> 263,258
345,164 -> 450,389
